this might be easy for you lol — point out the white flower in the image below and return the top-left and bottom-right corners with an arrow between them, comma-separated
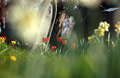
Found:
99,21 -> 110,31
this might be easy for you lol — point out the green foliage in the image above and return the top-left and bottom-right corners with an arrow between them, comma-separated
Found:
0,32 -> 120,78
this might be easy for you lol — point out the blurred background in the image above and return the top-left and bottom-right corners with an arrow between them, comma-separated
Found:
1,0 -> 120,46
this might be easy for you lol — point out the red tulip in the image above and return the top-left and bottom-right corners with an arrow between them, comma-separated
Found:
42,37 -> 49,42
1,36 -> 7,40
62,40 -> 67,45
51,46 -> 57,50
42,37 -> 46,42
71,43 -> 76,50
46,38 -> 49,42
57,37 -> 62,42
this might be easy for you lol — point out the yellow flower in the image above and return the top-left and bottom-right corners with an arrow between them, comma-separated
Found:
88,35 -> 95,41
99,21 -> 110,31
10,56 -> 17,61
114,22 -> 120,33
114,24 -> 119,28
95,28 -> 105,36
0,37 -> 4,43
11,41 -> 16,45
88,35 -> 96,43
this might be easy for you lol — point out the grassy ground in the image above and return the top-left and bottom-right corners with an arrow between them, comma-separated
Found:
0,22 -> 120,78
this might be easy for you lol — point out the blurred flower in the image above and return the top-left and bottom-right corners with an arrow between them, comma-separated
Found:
42,37 -> 46,42
99,21 -> 110,31
10,56 -> 17,61
114,22 -> 120,33
42,37 -> 49,43
0,36 -> 7,42
51,46 -> 57,50
94,28 -> 105,36
88,35 -> 96,43
114,24 -> 119,28
46,38 -> 49,42
57,37 -> 62,42
62,40 -> 67,45
1,36 -> 7,40
88,35 -> 95,41
71,43 -> 76,50
11,41 -> 16,45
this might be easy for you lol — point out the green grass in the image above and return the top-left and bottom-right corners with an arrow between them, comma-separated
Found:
0,35 -> 120,78
0,21 -> 120,78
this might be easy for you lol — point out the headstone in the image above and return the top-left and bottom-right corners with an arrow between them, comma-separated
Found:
7,0 -> 53,50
